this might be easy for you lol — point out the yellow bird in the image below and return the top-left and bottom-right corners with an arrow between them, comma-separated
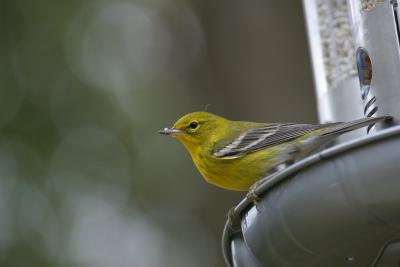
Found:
159,112 -> 390,192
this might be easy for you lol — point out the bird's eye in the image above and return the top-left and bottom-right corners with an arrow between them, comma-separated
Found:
189,121 -> 199,129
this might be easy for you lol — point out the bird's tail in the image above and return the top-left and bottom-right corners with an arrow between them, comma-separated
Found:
320,116 -> 392,137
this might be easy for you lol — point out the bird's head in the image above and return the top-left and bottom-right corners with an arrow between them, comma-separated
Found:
159,111 -> 228,150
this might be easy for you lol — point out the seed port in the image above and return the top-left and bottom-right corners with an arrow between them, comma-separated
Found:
356,47 -> 378,133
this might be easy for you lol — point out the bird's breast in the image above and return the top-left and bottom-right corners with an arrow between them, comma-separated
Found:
191,149 -> 280,191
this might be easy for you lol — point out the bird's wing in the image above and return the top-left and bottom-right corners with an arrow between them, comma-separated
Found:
212,123 -> 324,158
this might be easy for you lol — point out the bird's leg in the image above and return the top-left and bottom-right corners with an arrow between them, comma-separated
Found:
246,168 -> 277,206
246,181 -> 262,205
245,178 -> 267,210
226,207 -> 238,230
246,161 -> 293,209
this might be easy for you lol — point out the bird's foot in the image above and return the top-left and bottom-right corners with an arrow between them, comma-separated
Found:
246,181 -> 262,210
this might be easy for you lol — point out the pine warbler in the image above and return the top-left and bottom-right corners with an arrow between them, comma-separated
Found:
159,112 -> 391,191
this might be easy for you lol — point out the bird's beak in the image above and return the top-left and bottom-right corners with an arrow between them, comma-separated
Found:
158,127 -> 184,137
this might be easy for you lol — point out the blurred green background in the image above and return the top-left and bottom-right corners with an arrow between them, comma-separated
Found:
0,1 -> 317,266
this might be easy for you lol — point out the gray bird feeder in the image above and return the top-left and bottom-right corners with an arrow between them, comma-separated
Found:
221,0 -> 400,266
